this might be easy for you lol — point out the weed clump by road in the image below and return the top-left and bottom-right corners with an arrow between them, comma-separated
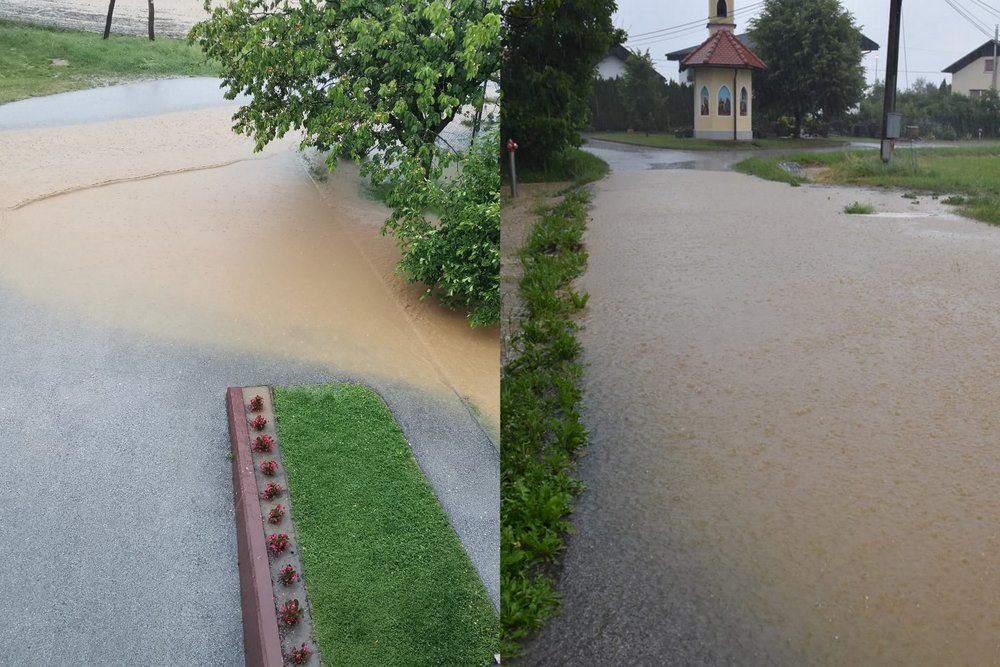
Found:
843,201 -> 875,214
501,189 -> 591,655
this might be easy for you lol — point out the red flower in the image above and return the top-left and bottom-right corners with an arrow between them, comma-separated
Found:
285,642 -> 311,664
262,482 -> 283,500
279,599 -> 302,626
268,504 -> 285,524
252,435 -> 274,453
267,532 -> 289,554
279,564 -> 299,586
249,395 -> 264,412
250,415 -> 267,430
260,459 -> 277,475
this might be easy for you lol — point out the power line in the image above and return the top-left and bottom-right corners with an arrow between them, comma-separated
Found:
968,0 -> 1000,20
944,0 -> 994,38
626,2 -> 764,40
625,3 -> 765,47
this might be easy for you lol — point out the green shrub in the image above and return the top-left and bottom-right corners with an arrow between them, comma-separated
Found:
384,130 -> 500,327
843,201 -> 875,214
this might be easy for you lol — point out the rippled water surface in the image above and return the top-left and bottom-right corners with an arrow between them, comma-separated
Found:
522,166 -> 1000,665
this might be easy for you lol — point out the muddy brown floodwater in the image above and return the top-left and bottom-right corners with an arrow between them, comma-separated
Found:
522,168 -> 1000,665
0,105 -> 498,426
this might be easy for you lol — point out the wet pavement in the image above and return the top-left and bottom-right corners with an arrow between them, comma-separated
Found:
0,78 -> 246,130
0,81 -> 498,662
519,145 -> 1000,664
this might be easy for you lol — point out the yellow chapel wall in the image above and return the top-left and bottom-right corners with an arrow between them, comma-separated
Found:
693,68 -> 754,140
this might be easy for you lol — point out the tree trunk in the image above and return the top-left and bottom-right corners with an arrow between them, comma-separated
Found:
148,0 -> 155,40
794,111 -> 803,138
103,0 -> 115,39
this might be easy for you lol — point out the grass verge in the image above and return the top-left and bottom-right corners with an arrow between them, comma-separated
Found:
273,383 -> 498,666
734,145 -> 1000,224
517,147 -> 610,185
589,131 -> 847,151
501,189 -> 591,656
0,19 -> 219,104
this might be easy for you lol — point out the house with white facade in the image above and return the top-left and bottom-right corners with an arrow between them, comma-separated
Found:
943,41 -> 1000,98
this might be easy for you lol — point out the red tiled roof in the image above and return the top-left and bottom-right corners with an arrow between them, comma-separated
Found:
681,29 -> 767,70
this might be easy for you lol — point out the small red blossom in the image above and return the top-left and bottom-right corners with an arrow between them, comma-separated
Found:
285,642 -> 311,664
249,395 -> 264,412
267,532 -> 289,554
279,564 -> 299,586
250,414 -> 267,430
268,504 -> 286,524
259,459 -> 277,475
279,598 -> 302,626
262,482 -> 283,500
252,435 -> 274,453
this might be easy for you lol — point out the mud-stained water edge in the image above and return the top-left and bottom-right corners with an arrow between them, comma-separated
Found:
0,105 -> 498,426
522,168 -> 1000,665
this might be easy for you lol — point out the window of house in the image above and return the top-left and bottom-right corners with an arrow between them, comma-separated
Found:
971,89 -> 984,99
700,86 -> 710,115
986,58 -> 995,72
718,85 -> 732,116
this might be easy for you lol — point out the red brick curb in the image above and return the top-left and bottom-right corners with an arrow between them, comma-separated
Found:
227,386 -> 283,667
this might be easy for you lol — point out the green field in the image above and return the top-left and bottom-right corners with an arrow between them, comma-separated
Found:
735,144 -> 1000,224
274,383 -> 498,666
0,19 -> 218,104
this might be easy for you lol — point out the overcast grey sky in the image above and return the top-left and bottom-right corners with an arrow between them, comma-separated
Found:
614,0 -> 1000,88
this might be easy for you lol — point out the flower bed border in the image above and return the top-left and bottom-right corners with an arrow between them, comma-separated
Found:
227,386 -> 319,666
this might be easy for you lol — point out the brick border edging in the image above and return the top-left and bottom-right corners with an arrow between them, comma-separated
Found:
227,386 -> 284,667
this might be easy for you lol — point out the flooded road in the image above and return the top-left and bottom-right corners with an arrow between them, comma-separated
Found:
522,165 -> 1000,664
0,99 -> 498,424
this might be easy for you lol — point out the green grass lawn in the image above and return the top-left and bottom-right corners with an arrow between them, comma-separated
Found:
273,383 -> 498,666
0,19 -> 219,104
588,130 -> 847,151
734,145 -> 1000,224
516,146 -> 610,185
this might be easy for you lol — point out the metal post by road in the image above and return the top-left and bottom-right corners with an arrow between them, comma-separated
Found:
506,139 -> 518,197
881,0 -> 903,163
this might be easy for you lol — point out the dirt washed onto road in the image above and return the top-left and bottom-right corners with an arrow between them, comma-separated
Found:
521,169 -> 1000,665
0,0 -> 206,37
0,105 -> 498,424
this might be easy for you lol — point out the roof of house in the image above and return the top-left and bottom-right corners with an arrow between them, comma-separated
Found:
680,29 -> 767,70
942,40 -> 1000,73
601,44 -> 667,82
667,31 -> 879,71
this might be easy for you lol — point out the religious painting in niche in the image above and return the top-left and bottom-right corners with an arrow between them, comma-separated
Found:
740,87 -> 748,116
718,85 -> 732,116
700,86 -> 710,116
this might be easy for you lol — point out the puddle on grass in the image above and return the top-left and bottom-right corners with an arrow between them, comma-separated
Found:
0,106 -> 499,423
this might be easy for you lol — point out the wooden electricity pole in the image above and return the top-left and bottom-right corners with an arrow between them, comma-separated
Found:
103,0 -> 115,39
880,0 -> 903,162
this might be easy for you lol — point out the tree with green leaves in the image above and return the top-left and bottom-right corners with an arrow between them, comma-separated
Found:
502,0 -> 623,169
623,50 -> 666,134
191,0 -> 501,325
749,0 -> 865,137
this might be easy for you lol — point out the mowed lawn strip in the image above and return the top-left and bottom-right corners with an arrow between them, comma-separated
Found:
734,144 -> 1000,224
0,19 -> 219,104
588,130 -> 847,151
273,383 -> 498,667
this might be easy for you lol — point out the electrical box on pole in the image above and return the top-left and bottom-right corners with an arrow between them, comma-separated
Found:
881,0 -> 903,163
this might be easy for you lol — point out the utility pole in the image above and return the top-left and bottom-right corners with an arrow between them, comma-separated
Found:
881,0 -> 903,163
